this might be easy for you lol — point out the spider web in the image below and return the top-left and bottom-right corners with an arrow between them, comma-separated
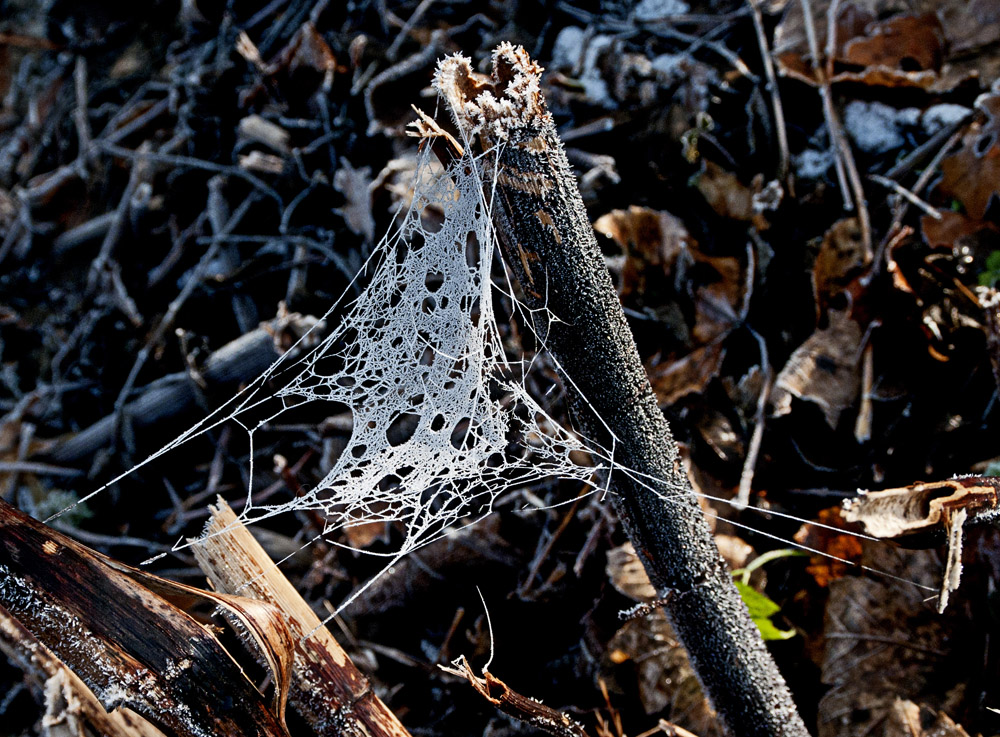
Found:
54,54 -> 934,608
62,126 -> 603,581
228,139 -> 600,554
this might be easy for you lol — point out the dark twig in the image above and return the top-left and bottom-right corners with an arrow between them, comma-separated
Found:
95,141 -> 284,207
109,191 -> 261,452
437,45 -> 809,737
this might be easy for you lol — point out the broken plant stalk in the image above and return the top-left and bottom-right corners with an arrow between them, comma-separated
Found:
435,44 -> 808,737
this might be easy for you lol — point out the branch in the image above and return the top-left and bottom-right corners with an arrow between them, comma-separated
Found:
435,44 -> 809,737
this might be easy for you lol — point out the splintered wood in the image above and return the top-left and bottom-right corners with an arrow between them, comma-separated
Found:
0,606 -> 167,737
0,498 -> 287,737
192,500 -> 411,737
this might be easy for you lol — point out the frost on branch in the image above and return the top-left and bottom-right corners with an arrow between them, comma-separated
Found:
434,43 -> 549,143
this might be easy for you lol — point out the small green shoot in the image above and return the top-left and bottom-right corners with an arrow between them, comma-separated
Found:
980,251 -> 1000,288
731,549 -> 808,641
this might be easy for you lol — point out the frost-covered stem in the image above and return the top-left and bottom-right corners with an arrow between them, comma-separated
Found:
436,44 -> 809,737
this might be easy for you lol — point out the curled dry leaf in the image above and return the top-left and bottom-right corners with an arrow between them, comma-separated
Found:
842,476 -> 1000,541
771,311 -> 862,428
843,476 -> 1000,610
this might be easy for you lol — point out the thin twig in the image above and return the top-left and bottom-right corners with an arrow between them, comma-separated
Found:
72,56 -> 92,176
95,140 -> 284,207
86,148 -> 146,293
869,174 -> 942,220
0,461 -> 84,478
735,328 -> 773,509
386,0 -> 438,61
111,191 -> 260,433
746,0 -> 790,187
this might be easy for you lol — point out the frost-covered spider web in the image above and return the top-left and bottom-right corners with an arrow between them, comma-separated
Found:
56,83 -> 925,610
228,140 -> 600,552
66,133 -> 602,580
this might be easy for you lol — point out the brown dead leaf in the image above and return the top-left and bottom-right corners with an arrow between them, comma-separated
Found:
938,142 -> 1000,221
605,543 -> 722,735
841,13 -> 944,74
920,211 -> 998,249
649,342 -> 726,406
938,89 -> 1000,220
884,700 -> 971,737
266,22 -> 336,78
607,543 -> 658,601
594,205 -> 743,342
793,507 -> 864,587
695,161 -> 755,223
817,543 -> 969,737
771,311 -> 862,428
773,1 -> 995,90
692,255 -> 743,344
594,205 -> 690,302
607,614 -> 720,734
813,218 -> 871,319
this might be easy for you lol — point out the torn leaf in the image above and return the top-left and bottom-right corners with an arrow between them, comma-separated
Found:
771,310 -> 862,427
843,476 -> 1000,611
